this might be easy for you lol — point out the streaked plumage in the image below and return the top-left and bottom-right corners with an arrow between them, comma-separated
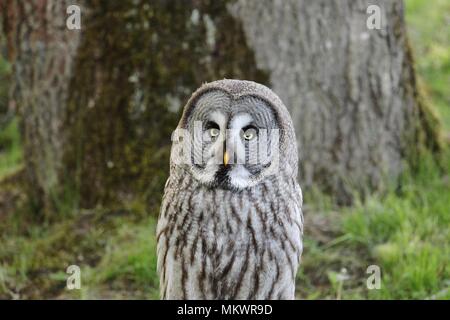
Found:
157,79 -> 303,299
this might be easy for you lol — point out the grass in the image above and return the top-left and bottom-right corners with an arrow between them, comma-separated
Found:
294,153 -> 450,300
0,0 -> 448,300
0,204 -> 160,299
79,216 -> 160,299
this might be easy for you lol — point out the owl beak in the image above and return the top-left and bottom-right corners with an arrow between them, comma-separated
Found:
223,151 -> 229,166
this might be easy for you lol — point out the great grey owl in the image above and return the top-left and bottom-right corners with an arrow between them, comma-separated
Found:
157,79 -> 303,299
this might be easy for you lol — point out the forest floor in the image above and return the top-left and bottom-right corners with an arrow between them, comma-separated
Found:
0,0 -> 449,299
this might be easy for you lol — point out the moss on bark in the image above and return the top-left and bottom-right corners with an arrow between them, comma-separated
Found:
64,0 -> 269,211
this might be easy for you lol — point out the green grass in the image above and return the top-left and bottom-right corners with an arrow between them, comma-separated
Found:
80,216 -> 160,299
0,206 -> 160,299
341,154 -> 450,299
295,153 -> 450,300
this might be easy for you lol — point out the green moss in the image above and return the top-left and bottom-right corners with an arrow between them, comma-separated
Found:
0,118 -> 23,178
405,0 -> 450,131
63,1 -> 269,212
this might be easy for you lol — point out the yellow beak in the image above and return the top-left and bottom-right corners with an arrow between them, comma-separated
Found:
223,151 -> 229,166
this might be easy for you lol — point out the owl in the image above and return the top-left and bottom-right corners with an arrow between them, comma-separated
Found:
157,79 -> 303,300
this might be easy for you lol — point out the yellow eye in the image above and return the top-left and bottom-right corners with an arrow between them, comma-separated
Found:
243,128 -> 257,140
209,128 -> 220,138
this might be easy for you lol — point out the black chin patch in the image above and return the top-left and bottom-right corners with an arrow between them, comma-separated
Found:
213,165 -> 232,189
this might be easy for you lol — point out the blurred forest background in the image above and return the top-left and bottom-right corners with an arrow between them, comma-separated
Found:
0,0 -> 448,299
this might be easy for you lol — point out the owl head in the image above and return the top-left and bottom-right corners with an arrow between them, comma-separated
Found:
171,79 -> 298,190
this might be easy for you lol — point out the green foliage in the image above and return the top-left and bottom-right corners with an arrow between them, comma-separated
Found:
341,152 -> 450,299
406,0 -> 450,130
0,118 -> 22,177
64,0 -> 268,210
0,150 -> 448,300
81,217 -> 159,299
0,0 -> 448,300
0,206 -> 160,299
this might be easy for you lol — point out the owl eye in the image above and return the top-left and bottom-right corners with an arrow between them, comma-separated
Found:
242,126 -> 257,141
209,128 -> 220,138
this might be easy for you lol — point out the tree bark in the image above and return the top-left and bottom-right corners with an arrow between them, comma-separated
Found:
1,0 -> 441,213
1,0 -> 81,214
230,0 -> 441,203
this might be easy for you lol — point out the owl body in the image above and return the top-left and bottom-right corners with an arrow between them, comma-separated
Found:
157,80 -> 303,300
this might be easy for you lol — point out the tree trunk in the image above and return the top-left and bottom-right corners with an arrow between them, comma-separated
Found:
230,0 -> 441,203
1,0 -> 81,214
2,0 -> 269,213
1,0 -> 441,213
